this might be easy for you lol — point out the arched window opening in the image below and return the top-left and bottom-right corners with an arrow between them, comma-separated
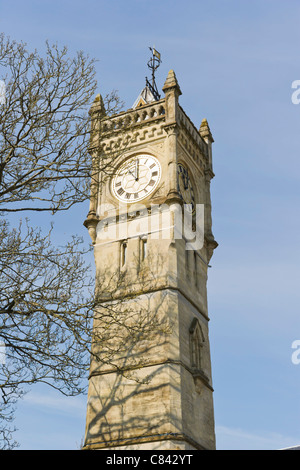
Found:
189,318 -> 205,371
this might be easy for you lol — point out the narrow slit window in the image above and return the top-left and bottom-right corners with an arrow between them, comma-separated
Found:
121,242 -> 127,267
194,252 -> 197,286
141,239 -> 147,261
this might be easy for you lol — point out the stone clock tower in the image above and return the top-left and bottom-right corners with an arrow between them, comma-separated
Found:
83,67 -> 218,450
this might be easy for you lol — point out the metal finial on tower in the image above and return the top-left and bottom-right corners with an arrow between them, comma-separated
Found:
146,46 -> 162,101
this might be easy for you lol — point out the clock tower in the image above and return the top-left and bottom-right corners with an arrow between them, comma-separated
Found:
83,64 -> 218,450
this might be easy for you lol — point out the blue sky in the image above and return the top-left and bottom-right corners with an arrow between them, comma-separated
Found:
2,0 -> 300,450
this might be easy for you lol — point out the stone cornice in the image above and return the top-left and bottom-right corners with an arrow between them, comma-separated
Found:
83,431 -> 209,451
95,285 -> 210,322
89,358 -> 214,392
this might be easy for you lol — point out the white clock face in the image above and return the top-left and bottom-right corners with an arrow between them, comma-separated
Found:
112,155 -> 161,203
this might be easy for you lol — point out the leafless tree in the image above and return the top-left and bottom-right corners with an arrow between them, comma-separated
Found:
0,35 -> 172,450
0,34 -> 125,449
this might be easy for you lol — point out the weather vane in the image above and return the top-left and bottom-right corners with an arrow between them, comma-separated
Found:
146,46 -> 162,101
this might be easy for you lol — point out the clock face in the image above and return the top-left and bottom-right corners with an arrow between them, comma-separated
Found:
112,155 -> 161,203
177,163 -> 195,214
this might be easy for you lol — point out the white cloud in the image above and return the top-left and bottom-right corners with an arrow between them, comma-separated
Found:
22,391 -> 86,417
216,425 -> 300,450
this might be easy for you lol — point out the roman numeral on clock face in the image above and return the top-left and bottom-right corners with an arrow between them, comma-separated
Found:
117,188 -> 125,196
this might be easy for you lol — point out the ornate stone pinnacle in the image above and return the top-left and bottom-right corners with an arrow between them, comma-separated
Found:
199,118 -> 214,142
162,69 -> 182,95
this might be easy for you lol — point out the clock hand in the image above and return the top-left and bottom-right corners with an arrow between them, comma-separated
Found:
135,158 -> 139,180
